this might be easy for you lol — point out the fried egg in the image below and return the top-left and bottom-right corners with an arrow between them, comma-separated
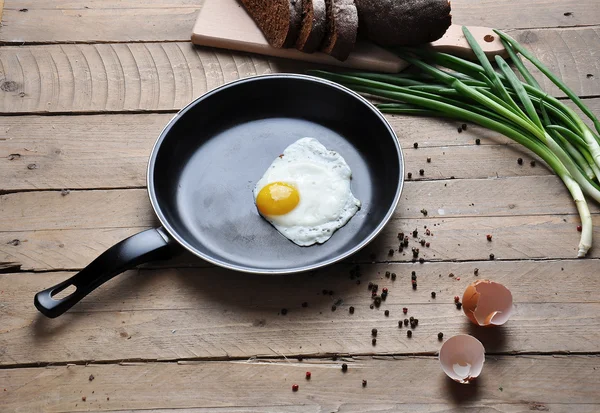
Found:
253,138 -> 361,246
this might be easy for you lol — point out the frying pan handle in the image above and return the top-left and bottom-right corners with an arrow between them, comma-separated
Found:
34,228 -> 175,318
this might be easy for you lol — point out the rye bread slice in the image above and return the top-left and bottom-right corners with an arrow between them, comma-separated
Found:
239,0 -> 304,48
320,0 -> 358,61
295,0 -> 327,53
354,0 -> 452,46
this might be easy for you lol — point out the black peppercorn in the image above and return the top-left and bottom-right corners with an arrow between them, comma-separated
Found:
331,305 -> 337,311
342,363 -> 348,372
281,308 -> 288,315
407,330 -> 412,338
368,282 -> 373,290
419,169 -> 425,176
370,304 -> 374,309
391,273 -> 396,281
489,253 -> 495,260
384,310 -> 390,317
411,274 -> 417,281
427,157 -> 431,163
362,379 -> 367,387
404,319 -> 409,326
407,172 -> 412,179
474,268 -> 479,276
462,123 -> 467,131
372,328 -> 377,336
412,283 -> 417,290
372,338 -> 377,345
388,248 -> 394,256
456,302 -> 462,310
374,296 -> 382,307
413,142 -> 419,149
398,232 -> 404,240
438,332 -> 444,340
419,258 -> 425,264
458,127 -> 463,133
414,319 -> 419,326
475,138 -> 481,145
530,160 -> 536,167
385,271 -> 391,278
349,306 -> 355,314
517,157 -> 523,165
398,320 -> 403,328
431,291 -> 436,298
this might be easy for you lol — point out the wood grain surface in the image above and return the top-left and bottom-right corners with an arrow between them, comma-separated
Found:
1,0 -> 599,412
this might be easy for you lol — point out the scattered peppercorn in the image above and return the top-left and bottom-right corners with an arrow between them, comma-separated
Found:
362,379 -> 367,387
331,305 -> 337,311
414,319 -> 419,326
385,271 -> 390,278
474,268 -> 479,276
370,304 -> 374,309
489,253 -> 495,260
306,371 -> 311,380
413,142 -> 419,149
411,275 -> 417,282
398,232 -> 404,240
517,157 -> 523,165
419,169 -> 425,176
420,239 -> 426,246
457,127 -> 463,133
372,284 -> 378,292
372,338 -> 377,345
419,258 -> 425,264
577,225 -> 582,232
425,242 -> 430,248
530,160 -> 536,167
349,306 -> 355,314
388,248 -> 394,256
374,296 -> 382,307
403,239 -> 409,247
409,316 -> 414,322
475,138 -> 481,145
342,363 -> 348,372
372,291 -> 377,298
398,320 -> 403,328
410,321 -> 416,329
456,302 -> 463,310
462,123 -> 467,131
407,172 -> 412,179
449,273 -> 455,278
403,307 -> 408,314
302,302 -> 308,308
292,384 -> 299,392
281,308 -> 288,315
372,328 -> 378,336
438,332 -> 444,340
431,291 -> 436,298
391,273 -> 397,281
426,229 -> 431,236
368,282 -> 373,290
381,292 -> 387,301
407,330 -> 413,338
384,310 -> 390,317
89,374 -> 95,382
486,234 -> 493,241
413,230 -> 418,237
404,319 -> 409,326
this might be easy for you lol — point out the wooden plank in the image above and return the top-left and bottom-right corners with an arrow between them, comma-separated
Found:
1,108 -> 578,191
2,0 -> 599,43
1,260 -> 600,364
3,176 -> 593,232
1,184 -> 598,271
1,357 -> 599,412
0,28 -> 598,114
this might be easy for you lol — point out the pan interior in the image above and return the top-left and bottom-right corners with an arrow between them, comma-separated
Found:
150,76 -> 402,272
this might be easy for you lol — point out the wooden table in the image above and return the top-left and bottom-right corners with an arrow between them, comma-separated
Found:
1,1 -> 600,411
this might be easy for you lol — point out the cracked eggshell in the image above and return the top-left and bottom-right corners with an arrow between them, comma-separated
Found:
462,280 -> 513,327
439,335 -> 485,384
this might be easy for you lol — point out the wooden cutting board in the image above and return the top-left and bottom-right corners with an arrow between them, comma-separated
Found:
192,0 -> 506,73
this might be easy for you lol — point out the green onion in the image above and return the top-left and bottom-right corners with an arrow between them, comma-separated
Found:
310,27 -> 598,257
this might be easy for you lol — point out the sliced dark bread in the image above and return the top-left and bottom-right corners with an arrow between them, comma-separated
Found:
295,0 -> 327,53
354,0 -> 452,46
239,0 -> 304,48
320,0 -> 358,61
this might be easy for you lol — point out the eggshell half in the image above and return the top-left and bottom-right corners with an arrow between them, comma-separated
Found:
439,335 -> 485,384
462,280 -> 513,326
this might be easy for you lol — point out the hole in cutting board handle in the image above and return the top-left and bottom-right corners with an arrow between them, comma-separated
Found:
51,284 -> 77,300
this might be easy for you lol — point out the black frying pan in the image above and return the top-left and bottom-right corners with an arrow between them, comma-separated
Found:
34,74 -> 404,318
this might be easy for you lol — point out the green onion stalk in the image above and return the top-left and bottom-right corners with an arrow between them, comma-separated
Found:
309,27 -> 599,257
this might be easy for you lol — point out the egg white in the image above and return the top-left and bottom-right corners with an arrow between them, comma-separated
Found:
254,138 -> 361,246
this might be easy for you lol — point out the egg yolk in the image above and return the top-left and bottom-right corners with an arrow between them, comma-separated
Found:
256,182 -> 300,216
